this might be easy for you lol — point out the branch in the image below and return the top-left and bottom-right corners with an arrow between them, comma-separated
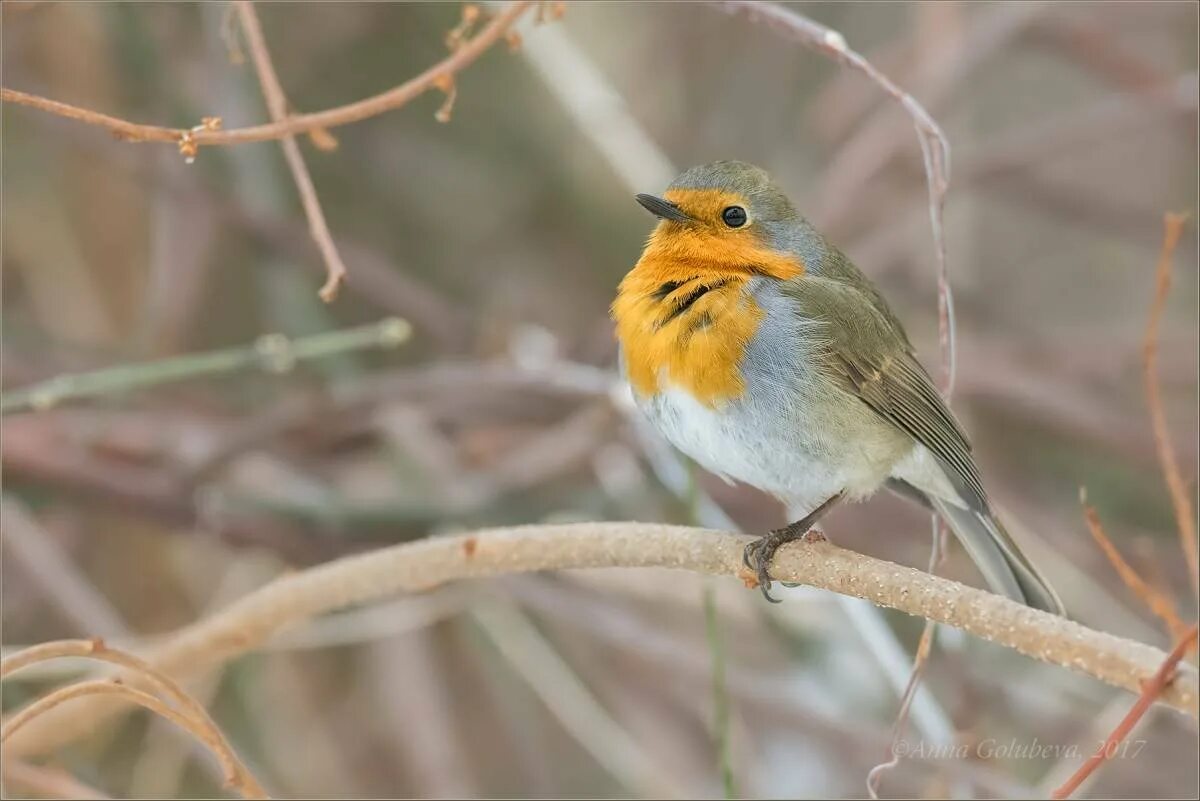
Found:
0,1 -> 534,147
1142,212 -> 1197,597
0,317 -> 411,415
234,0 -> 348,302
5,524 -> 1197,761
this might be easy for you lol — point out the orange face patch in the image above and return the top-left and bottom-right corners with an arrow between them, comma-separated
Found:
612,189 -> 804,407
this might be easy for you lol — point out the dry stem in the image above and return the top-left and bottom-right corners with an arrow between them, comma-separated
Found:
4,524 -> 1197,762
1142,212 -> 1197,597
1080,491 -> 1190,643
1,639 -> 267,798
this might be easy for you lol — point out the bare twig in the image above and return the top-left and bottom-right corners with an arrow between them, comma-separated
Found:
0,2 -> 534,148
1,639 -> 267,798
717,0 -> 957,395
5,523 -> 1198,762
234,1 -> 347,301
1080,489 -> 1190,643
1142,212 -> 1197,597
1050,625 -> 1199,799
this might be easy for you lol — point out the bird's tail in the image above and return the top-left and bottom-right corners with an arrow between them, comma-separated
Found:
929,497 -> 1066,616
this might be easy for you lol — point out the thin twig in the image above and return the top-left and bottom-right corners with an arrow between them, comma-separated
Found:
1,639 -> 267,798
1080,489 -> 1190,643
0,2 -> 534,147
1142,212 -> 1197,598
1,317 -> 410,415
5,523 -> 1198,762
233,1 -> 348,302
716,0 -> 957,395
1050,625 -> 1199,799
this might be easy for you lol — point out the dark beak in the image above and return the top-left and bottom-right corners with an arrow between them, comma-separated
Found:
636,193 -> 691,222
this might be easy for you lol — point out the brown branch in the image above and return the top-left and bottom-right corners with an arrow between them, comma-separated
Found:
4,524 -> 1197,762
0,1 -> 534,147
1050,625 -> 1199,800
1,639 -> 267,798
234,1 -> 348,302
1080,490 -> 1191,643
1142,212 -> 1198,598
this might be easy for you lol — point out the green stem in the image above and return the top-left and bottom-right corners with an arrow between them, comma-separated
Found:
1,318 -> 411,415
704,579 -> 737,800
690,461 -> 737,799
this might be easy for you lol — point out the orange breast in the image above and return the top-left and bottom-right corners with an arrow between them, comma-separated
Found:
612,272 -> 765,407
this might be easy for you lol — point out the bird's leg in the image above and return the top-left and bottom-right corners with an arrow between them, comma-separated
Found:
743,492 -> 843,603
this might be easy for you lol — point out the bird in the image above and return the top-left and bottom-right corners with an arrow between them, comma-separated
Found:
611,160 -> 1064,614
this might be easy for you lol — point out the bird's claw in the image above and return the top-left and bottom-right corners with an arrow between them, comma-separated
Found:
743,535 -> 784,603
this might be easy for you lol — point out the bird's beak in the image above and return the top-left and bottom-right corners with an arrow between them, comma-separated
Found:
636,193 -> 691,222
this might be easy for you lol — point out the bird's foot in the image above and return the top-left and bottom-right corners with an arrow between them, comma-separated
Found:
742,518 -> 816,603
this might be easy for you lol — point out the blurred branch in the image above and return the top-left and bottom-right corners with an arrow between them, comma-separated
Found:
1,760 -> 110,800
1,317 -> 411,415
1142,212 -> 1198,597
234,0 -> 347,302
1051,625 -> 1199,800
1,639 -> 267,799
473,599 -> 681,798
6,523 -> 1198,762
0,495 -> 130,639
0,1 -> 534,148
717,0 -> 958,392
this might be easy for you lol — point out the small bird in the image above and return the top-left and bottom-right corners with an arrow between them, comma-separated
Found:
612,160 -> 1064,614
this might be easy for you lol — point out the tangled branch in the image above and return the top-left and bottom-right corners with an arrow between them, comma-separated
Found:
5,523 -> 1197,761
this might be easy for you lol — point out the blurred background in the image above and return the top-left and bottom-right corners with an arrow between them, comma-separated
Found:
2,1 -> 1197,798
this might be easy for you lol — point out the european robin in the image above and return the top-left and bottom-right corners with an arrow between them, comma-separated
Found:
612,160 -> 1064,614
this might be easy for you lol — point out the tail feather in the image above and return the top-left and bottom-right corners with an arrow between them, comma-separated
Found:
929,497 -> 1066,617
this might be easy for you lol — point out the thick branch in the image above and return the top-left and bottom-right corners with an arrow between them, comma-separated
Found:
5,523 -> 1197,759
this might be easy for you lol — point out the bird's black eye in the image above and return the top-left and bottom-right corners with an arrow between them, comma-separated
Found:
721,206 -> 747,228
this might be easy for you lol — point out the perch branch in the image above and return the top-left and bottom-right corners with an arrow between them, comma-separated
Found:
234,0 -> 348,302
5,524 -> 1197,761
1142,212 -> 1197,597
0,317 -> 410,415
0,1 -> 534,147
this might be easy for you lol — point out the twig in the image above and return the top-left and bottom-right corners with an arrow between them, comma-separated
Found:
1,317 -> 410,415
0,2 -> 534,147
5,523 -> 1198,762
233,1 -> 347,302
1142,212 -> 1197,597
1050,625 -> 1199,799
866,520 -> 951,798
717,0 -> 957,395
1080,489 -> 1190,643
1,639 -> 267,798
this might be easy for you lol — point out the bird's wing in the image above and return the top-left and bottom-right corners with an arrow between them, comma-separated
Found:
781,275 -> 987,511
